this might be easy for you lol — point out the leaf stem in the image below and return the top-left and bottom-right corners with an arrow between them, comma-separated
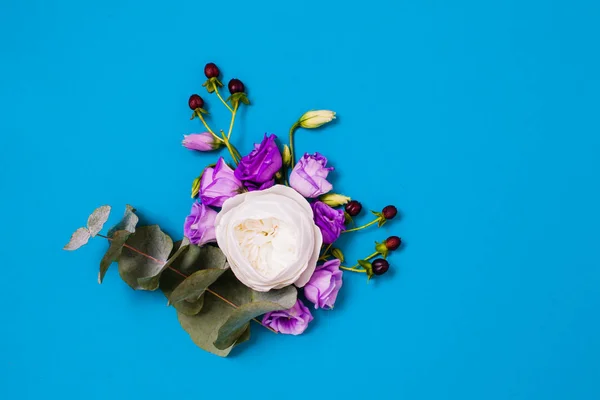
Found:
220,130 -> 240,164
227,101 -> 239,140
342,217 -> 380,233
214,86 -> 233,113
339,266 -> 366,273
288,122 -> 300,167
96,234 -> 275,333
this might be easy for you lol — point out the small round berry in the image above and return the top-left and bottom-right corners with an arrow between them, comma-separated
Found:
188,94 -> 204,110
228,78 -> 245,94
204,62 -> 220,78
345,200 -> 362,217
382,205 -> 397,220
372,258 -> 390,276
385,236 -> 402,251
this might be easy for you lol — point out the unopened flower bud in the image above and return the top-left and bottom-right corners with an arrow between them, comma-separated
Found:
331,248 -> 344,262
320,193 -> 351,207
282,144 -> 292,167
298,110 -> 336,129
191,176 -> 201,198
182,133 -> 222,151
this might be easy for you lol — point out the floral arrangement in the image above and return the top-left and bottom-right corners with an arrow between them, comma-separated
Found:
64,62 -> 402,356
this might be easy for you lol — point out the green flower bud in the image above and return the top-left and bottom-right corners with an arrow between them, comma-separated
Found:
319,193 -> 351,207
282,144 -> 292,167
331,248 -> 345,262
298,110 -> 336,129
191,176 -> 201,198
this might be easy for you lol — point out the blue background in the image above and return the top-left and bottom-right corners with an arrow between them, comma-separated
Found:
1,0 -> 599,398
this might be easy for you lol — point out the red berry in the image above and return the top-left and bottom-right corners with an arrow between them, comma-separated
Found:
345,200 -> 362,217
204,63 -> 220,78
228,78 -> 245,94
188,94 -> 204,110
372,258 -> 390,276
385,236 -> 402,250
382,205 -> 397,220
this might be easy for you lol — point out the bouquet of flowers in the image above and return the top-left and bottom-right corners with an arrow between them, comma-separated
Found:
64,62 -> 402,357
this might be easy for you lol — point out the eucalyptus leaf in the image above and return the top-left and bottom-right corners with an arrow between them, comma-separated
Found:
158,243 -> 225,315
137,237 -> 190,291
63,228 -> 91,251
107,205 -> 138,237
86,205 -> 111,237
169,268 -> 228,305
214,286 -> 297,350
98,207 -> 139,284
98,230 -> 131,284
159,250 -> 205,316
177,270 -> 252,356
118,225 -> 173,290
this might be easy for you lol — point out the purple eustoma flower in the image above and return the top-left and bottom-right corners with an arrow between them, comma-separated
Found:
234,134 -> 282,191
182,133 -> 221,151
262,299 -> 313,335
311,201 -> 345,244
199,157 -> 243,207
304,259 -> 343,309
290,152 -> 334,198
183,202 -> 217,246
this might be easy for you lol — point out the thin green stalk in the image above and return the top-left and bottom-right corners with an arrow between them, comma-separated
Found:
214,86 -> 233,113
342,218 -> 380,233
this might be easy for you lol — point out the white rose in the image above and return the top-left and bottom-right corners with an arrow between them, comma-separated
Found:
215,185 -> 323,292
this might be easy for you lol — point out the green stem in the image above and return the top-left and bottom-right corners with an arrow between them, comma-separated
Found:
214,86 -> 233,113
340,266 -> 366,273
288,122 -> 300,167
196,112 -> 223,143
227,101 -> 239,140
342,218 -> 381,233
220,130 -> 239,164
364,251 -> 379,261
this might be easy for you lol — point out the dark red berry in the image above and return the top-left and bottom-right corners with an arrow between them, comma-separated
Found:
345,200 -> 362,217
382,205 -> 397,220
385,236 -> 402,250
228,78 -> 245,94
188,94 -> 204,110
372,258 -> 390,276
204,62 -> 220,78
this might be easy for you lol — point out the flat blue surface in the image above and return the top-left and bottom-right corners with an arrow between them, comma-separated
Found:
1,0 -> 599,398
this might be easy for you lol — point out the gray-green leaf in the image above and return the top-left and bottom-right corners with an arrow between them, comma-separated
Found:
107,205 -> 138,237
118,225 -> 173,290
63,227 -> 91,251
177,270 -> 252,356
98,230 -> 132,284
214,286 -> 297,350
137,237 -> 190,291
98,206 -> 139,284
159,242 -> 227,316
169,268 -> 228,305
86,205 -> 111,237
